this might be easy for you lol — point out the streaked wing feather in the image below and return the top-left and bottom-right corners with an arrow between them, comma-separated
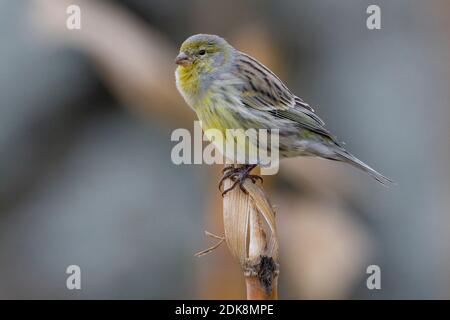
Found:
234,52 -> 336,140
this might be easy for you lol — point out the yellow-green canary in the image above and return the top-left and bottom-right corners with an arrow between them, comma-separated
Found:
175,34 -> 392,189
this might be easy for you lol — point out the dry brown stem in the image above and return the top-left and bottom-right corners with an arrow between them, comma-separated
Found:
222,166 -> 279,300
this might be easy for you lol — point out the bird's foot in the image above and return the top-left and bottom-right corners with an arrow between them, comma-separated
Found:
219,164 -> 263,196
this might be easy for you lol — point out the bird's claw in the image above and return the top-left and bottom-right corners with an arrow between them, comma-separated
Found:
219,165 -> 262,196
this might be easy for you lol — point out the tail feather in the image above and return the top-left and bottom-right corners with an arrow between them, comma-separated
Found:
336,151 -> 394,186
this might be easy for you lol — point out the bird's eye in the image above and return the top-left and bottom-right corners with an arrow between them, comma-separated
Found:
198,50 -> 206,56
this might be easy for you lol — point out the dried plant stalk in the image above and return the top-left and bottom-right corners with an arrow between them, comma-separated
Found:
222,166 -> 279,300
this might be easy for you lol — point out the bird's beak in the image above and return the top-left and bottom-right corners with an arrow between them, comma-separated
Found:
175,52 -> 190,66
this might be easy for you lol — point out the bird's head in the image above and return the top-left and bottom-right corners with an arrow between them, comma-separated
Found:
175,34 -> 233,75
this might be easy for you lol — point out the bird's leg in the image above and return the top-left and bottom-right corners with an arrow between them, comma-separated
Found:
220,164 -> 263,197
222,164 -> 235,174
218,165 -> 240,191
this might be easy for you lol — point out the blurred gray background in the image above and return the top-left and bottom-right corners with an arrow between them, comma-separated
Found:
0,0 -> 449,299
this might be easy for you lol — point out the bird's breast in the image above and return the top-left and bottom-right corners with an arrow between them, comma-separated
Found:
175,65 -> 202,106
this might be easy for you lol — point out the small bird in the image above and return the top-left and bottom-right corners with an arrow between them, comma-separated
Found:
175,34 -> 392,194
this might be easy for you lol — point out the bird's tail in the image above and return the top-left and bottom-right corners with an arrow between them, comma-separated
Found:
335,150 -> 394,186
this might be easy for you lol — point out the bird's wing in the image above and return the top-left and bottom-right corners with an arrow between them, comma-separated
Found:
234,52 -> 336,140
